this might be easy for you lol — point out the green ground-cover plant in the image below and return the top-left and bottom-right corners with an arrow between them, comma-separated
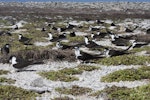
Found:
39,65 -> 100,82
101,66 -> 150,82
96,55 -> 150,65
0,70 -> 9,75
0,85 -> 38,100
90,84 -> 150,100
0,77 -> 15,84
55,85 -> 92,96
52,96 -> 74,100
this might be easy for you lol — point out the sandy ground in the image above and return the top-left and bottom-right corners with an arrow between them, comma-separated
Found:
0,18 -> 150,99
0,62 -> 149,100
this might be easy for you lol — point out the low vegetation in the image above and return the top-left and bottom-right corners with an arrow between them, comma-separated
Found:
77,64 -> 100,71
39,65 -> 100,82
0,77 -> 16,84
96,55 -> 150,65
67,36 -> 84,43
90,84 -> 150,100
55,85 -> 92,96
130,46 -> 150,53
0,70 -> 9,75
0,85 -> 38,99
52,96 -> 74,100
0,49 -> 75,63
101,66 -> 150,82
39,70 -> 79,82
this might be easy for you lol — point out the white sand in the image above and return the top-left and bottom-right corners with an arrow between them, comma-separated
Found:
0,62 -> 149,100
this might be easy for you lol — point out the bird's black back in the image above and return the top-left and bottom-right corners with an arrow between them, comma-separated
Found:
1,45 -> 9,55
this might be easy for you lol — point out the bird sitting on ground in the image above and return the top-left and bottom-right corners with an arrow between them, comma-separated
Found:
128,40 -> 149,50
74,47 -> 104,63
109,33 -> 130,46
91,32 -> 108,41
48,33 -> 67,42
9,56 -> 44,72
1,44 -> 10,55
84,36 -> 105,48
56,41 -> 74,50
18,34 -> 32,45
103,43 -> 133,57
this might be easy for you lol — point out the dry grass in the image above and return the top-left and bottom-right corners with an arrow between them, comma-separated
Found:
0,49 -> 76,63
55,85 -> 92,96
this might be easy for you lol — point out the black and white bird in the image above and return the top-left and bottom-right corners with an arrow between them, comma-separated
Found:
70,32 -> 76,37
41,27 -> 46,32
128,40 -> 149,50
14,25 -> 18,30
58,33 -> 67,39
0,31 -> 12,36
91,32 -> 108,40
48,33 -> 59,42
18,34 -> 32,45
1,44 -> 10,55
147,28 -> 150,34
9,56 -> 44,72
5,31 -> 12,36
48,33 -> 66,42
125,26 -> 138,33
56,41 -> 73,50
103,47 -> 130,57
109,33 -> 130,46
84,36 -> 105,48
74,47 -> 104,63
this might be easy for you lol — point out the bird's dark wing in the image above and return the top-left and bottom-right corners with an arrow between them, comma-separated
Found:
13,59 -> 32,69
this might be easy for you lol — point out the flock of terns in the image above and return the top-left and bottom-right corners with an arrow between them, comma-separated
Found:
0,19 -> 150,72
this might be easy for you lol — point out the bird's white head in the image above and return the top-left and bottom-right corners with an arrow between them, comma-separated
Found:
5,44 -> 10,48
103,48 -> 110,58
74,47 -> 81,58
56,41 -> 62,49
9,56 -> 17,65
48,33 -> 53,40
18,34 -> 22,40
84,36 -> 89,44
91,33 -> 94,38
110,34 -> 115,41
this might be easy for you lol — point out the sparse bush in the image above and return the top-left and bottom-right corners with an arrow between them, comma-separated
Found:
0,70 -> 9,75
90,84 -> 150,100
52,96 -> 74,100
55,85 -> 92,96
39,70 -> 79,82
0,49 -> 76,63
39,65 -> 100,82
0,77 -> 15,84
101,66 -> 150,82
77,64 -> 100,71
0,85 -> 38,99
96,55 -> 150,65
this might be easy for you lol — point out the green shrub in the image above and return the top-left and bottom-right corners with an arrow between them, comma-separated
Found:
39,70 -> 79,82
96,55 -> 150,65
90,84 -> 150,100
39,65 -> 100,82
0,70 -> 9,75
101,66 -> 150,82
52,96 -> 74,100
55,85 -> 92,96
0,77 -> 15,84
77,64 -> 100,71
0,85 -> 37,100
